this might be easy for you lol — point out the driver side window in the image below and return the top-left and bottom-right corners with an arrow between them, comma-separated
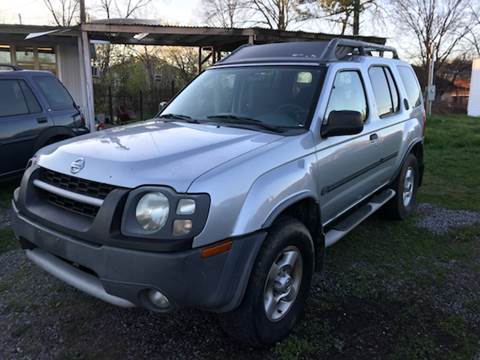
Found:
325,70 -> 368,122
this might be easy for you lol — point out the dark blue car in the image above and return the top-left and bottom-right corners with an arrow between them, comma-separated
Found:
0,64 -> 89,180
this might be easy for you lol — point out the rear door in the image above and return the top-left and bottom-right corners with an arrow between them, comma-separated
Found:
315,69 -> 384,224
366,65 -> 405,182
367,64 -> 424,183
0,77 -> 51,177
32,75 -> 82,128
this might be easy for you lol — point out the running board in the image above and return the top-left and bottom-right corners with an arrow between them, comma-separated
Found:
325,189 -> 395,248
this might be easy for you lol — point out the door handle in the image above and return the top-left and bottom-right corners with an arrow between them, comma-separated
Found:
36,117 -> 48,124
370,133 -> 379,143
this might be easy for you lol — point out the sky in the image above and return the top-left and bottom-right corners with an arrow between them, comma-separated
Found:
0,0 -> 202,26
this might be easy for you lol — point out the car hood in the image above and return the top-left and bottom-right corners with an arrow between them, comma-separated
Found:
36,120 -> 283,192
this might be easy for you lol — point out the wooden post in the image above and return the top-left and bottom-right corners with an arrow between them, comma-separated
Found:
80,30 -> 95,131
198,47 -> 202,74
353,0 -> 360,36
79,0 -> 86,24
139,90 -> 143,121
108,86 -> 113,124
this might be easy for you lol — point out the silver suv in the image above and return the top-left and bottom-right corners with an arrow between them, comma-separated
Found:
11,39 -> 425,347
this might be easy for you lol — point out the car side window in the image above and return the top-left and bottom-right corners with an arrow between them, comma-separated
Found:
18,80 -> 42,114
398,66 -> 422,108
368,66 -> 400,117
34,76 -> 75,111
385,68 -> 399,112
0,80 -> 29,117
325,70 -> 368,122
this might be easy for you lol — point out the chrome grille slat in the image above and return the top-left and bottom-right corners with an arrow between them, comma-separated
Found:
39,169 -> 115,199
33,179 -> 104,207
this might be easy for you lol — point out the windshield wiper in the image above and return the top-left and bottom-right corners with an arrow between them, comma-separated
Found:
158,113 -> 201,124
207,114 -> 283,133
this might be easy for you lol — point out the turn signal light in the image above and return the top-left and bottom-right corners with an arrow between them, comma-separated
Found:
201,240 -> 232,258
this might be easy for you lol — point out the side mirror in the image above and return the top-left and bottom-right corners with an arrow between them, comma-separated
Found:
158,101 -> 168,112
321,110 -> 364,138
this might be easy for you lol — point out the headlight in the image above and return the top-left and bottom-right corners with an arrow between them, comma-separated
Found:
121,186 -> 210,241
136,192 -> 170,231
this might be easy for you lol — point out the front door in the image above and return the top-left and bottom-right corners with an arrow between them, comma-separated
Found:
315,69 -> 384,224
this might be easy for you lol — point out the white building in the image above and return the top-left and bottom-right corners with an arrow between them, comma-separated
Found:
468,58 -> 480,117
0,24 -> 89,118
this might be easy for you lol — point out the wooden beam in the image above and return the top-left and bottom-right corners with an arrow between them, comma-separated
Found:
80,31 -> 95,131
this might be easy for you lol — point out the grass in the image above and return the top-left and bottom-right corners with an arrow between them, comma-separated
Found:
0,182 -> 16,208
0,228 -> 16,254
419,114 -> 480,210
0,114 -> 479,359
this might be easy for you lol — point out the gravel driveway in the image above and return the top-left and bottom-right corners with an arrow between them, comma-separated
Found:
0,207 -> 11,230
416,203 -> 480,234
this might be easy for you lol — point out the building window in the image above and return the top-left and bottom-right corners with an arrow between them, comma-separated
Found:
15,46 -> 36,70
38,47 -> 57,73
0,45 -> 12,63
0,45 -> 58,74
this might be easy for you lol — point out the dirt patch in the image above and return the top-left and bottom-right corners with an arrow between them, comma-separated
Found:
415,203 -> 480,234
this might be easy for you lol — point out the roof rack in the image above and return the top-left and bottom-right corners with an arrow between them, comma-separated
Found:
321,39 -> 399,61
216,38 -> 399,66
0,64 -> 23,71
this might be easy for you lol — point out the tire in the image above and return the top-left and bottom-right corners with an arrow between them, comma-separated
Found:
383,153 -> 419,220
219,217 -> 314,347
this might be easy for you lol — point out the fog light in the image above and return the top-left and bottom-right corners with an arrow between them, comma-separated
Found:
173,219 -> 192,236
147,289 -> 170,309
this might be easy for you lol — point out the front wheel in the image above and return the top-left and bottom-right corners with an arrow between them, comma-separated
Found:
383,153 -> 419,219
219,217 -> 314,347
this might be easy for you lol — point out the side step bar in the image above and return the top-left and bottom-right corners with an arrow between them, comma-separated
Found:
325,189 -> 395,248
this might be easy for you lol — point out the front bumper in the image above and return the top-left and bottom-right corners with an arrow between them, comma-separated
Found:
11,201 -> 265,312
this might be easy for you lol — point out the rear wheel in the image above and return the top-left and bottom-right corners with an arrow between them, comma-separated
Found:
219,217 -> 314,347
384,153 -> 419,219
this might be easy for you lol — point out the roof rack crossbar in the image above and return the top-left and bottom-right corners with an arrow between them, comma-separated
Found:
321,39 -> 399,61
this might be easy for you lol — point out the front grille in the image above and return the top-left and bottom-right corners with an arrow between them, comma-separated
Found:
39,168 -> 115,200
46,191 -> 99,218
36,168 -> 118,218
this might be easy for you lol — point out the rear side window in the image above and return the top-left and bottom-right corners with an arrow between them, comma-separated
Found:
325,70 -> 368,122
368,66 -> 400,117
385,68 -> 399,111
0,80 -> 29,117
19,80 -> 42,114
398,66 -> 422,108
34,76 -> 74,111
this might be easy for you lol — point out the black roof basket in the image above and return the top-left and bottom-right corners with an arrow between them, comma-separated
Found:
0,64 -> 23,71
321,38 -> 399,60
216,38 -> 399,66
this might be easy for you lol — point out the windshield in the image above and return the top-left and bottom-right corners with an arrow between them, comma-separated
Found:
160,66 -> 324,131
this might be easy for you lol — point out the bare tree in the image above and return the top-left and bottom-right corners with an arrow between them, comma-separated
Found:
95,0 -> 153,74
465,5 -> 480,55
390,0 -> 475,86
246,0 -> 310,30
162,47 -> 198,82
316,0 -> 379,35
95,0 -> 152,19
202,0 -> 246,28
43,0 -> 79,26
